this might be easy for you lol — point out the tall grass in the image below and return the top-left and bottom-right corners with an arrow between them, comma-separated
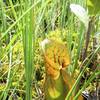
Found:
22,0 -> 34,99
0,0 -> 99,99
66,45 -> 100,99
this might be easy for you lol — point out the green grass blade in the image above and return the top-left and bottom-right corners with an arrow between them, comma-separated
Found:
0,0 -> 41,40
22,0 -> 34,99
65,45 -> 100,100
74,70 -> 100,99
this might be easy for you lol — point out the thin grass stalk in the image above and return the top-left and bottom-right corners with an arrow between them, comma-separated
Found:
8,0 -> 17,19
0,0 -> 3,68
43,0 -> 57,31
0,0 -> 7,60
65,45 -> 100,100
72,24 -> 85,73
8,0 -> 21,32
67,14 -> 74,61
9,68 -> 25,99
51,0 -> 58,30
35,5 -> 46,39
2,33 -> 12,100
0,0 -> 41,40
74,70 -> 100,99
0,1 -> 9,99
1,1 -> 10,50
60,0 -> 69,28
34,0 -> 52,42
0,2 -> 6,32
0,30 -> 22,63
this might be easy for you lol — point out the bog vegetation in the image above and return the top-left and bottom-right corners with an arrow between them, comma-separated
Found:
0,0 -> 100,100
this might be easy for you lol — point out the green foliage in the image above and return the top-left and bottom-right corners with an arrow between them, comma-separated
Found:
87,0 -> 100,15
